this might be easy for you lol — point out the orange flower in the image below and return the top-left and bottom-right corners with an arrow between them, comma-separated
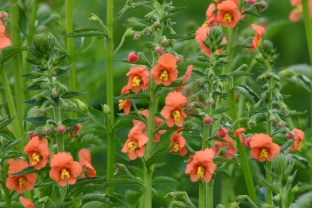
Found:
133,110 -> 166,142
249,134 -> 280,162
151,53 -> 178,86
49,152 -> 82,186
289,0 -> 312,22
126,66 -> 150,93
121,123 -> 148,160
212,135 -> 237,159
160,91 -> 188,127
234,127 -> 248,147
23,136 -> 49,170
169,129 -> 187,156
217,0 -> 241,28
205,4 -> 219,26
292,128 -> 304,151
175,65 -> 193,91
215,0 -> 240,5
79,148 -> 96,178
0,20 -> 11,50
248,24 -> 266,52
19,196 -> 34,208
119,86 -> 131,115
185,148 -> 216,183
6,159 -> 37,194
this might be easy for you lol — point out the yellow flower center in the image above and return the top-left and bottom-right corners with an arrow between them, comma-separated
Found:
257,38 -> 262,47
61,169 -> 70,180
160,70 -> 169,81
119,100 -> 125,108
202,21 -> 208,27
223,13 -> 232,23
298,142 -> 302,151
128,142 -> 139,153
259,148 -> 268,159
197,166 -> 205,179
32,152 -> 41,165
132,76 -> 142,87
18,177 -> 26,188
173,143 -> 180,152
172,110 -> 181,122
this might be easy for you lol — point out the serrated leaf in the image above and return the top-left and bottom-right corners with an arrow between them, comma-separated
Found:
0,46 -> 27,64
166,33 -> 195,41
21,71 -> 43,79
82,193 -> 126,207
26,81 -> 46,91
296,185 -> 312,195
1,137 -> 22,152
61,91 -> 88,99
215,168 -> 232,180
116,2 -> 154,18
88,106 -> 106,128
125,190 -> 143,207
23,117 -> 50,124
234,85 -> 260,103
258,176 -> 279,194
133,17 -> 153,25
54,65 -> 72,80
62,117 -> 90,126
57,198 -> 74,208
212,107 -> 230,115
2,152 -> 24,160
287,154 -> 311,170
60,28 -> 107,38
234,37 -> 253,49
12,166 -> 50,176
114,117 -> 133,130
145,147 -> 170,168
152,176 -> 179,185
212,92 -> 231,98
141,42 -> 155,49
167,6 -> 188,13
242,7 -> 260,17
115,92 -> 150,100
117,113 -> 146,125
0,117 -> 15,130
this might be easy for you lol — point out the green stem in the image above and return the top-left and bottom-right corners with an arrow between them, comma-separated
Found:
199,181 -> 205,208
9,0 -> 25,133
0,65 -> 23,139
222,25 -> 258,203
25,0 -> 39,74
302,0 -> 312,127
106,0 -> 115,206
65,0 -> 77,92
1,168 -> 11,208
206,181 -> 214,208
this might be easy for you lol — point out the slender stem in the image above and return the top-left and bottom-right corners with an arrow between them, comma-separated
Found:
1,167 -> 11,208
0,65 -> 23,139
302,0 -> 312,127
206,181 -> 214,208
25,0 -> 39,74
106,0 -> 115,205
199,182 -> 205,208
65,0 -> 77,92
9,0 -> 25,132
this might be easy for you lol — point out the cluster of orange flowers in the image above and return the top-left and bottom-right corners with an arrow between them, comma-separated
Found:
289,0 -> 312,22
5,136 -> 96,195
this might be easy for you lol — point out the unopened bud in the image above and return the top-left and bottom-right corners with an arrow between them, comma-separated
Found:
128,52 -> 139,63
176,56 -> 183,64
51,88 -> 58,98
72,123 -> 82,132
267,73 -> 272,79
280,69 -> 296,78
89,14 -> 100,23
245,102 -> 251,112
203,116 -> 213,125
276,120 -> 285,127
40,83 -> 47,89
217,127 -> 228,138
154,46 -> 164,54
57,125 -> 66,134
248,117 -> 257,127
134,33 -> 141,39
52,71 -> 58,76
186,103 -> 194,111
154,21 -> 161,28
69,131 -> 79,138
286,131 -> 296,139
280,103 -> 290,115
0,12 -> 8,20
37,106 -> 46,116
102,104 -> 110,115
246,0 -> 256,5
255,0 -> 268,12
161,38 -> 169,46
70,102 -> 77,111
42,123 -> 53,135
76,99 -> 88,112
206,93 -> 215,105
244,137 -> 251,147
269,114 -> 277,123
28,132 -> 39,139
145,27 -> 153,35
207,69 -> 215,79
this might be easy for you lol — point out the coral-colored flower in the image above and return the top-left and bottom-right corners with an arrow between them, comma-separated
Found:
212,135 -> 237,159
119,86 -> 131,115
160,92 -> 188,127
169,129 -> 187,156
121,123 -> 148,160
185,148 -> 217,183
292,128 -> 304,151
19,196 -> 35,208
79,148 -> 96,178
205,4 -> 219,26
49,152 -> 82,186
133,110 -> 166,142
6,159 -> 37,194
0,20 -> 11,50
217,1 -> 241,28
175,65 -> 193,91
248,24 -> 266,52
289,0 -> 312,22
249,134 -> 280,162
151,53 -> 178,86
234,127 -> 247,147
23,136 -> 49,170
126,66 -> 150,93
216,127 -> 228,138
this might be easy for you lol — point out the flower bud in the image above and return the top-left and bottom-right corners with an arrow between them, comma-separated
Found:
128,52 -> 139,63
134,33 -> 141,39
161,38 -> 169,46
0,12 -> 8,20
28,132 -> 39,139
286,131 -> 295,139
176,56 -> 183,64
154,46 -> 164,54
70,102 -> 77,111
154,21 -> 161,28
207,69 -> 215,79
102,104 -> 110,115
203,116 -> 213,125
52,71 -> 58,76
248,117 -> 257,127
217,127 -> 228,138
69,131 -> 79,138
206,93 -> 215,105
42,123 -> 53,135
245,102 -> 251,112
51,88 -> 58,98
40,83 -> 47,89
60,100 -> 70,110
255,0 -> 268,12
280,102 -> 290,115
57,125 -> 66,134
37,106 -> 46,116
89,14 -> 100,23
145,27 -> 153,35
279,69 -> 296,78
276,120 -> 285,127
243,137 -> 251,147
76,99 -> 88,112
186,102 -> 194,111
72,123 -> 82,132
246,0 -> 256,5
269,113 -> 277,123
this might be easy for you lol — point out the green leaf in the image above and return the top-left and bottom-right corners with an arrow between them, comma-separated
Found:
292,192 -> 312,207
145,147 -> 170,168
215,168 -> 232,180
167,6 -> 188,13
1,137 -> 23,152
212,92 -> 231,99
287,154 -> 311,170
34,181 -> 56,188
12,166 -> 50,176
242,7 -> 260,17
258,176 -> 279,194
212,107 -> 230,115
2,152 -> 24,160
133,17 -> 153,26
154,162 -> 166,171
60,28 -> 107,38
152,176 -> 179,185
213,156 -> 233,163
117,113 -> 146,125
62,117 -> 90,126
115,92 -> 150,100
82,193 -> 126,207
141,42 -> 155,49
234,85 -> 260,103
0,117 -> 15,130
116,2 -> 154,18
68,176 -> 107,190
57,198 -> 75,208
234,37 -> 253,49
296,74 -> 312,93
296,185 -> 312,195
114,117 -> 132,130
0,46 -> 27,64
23,117 -> 50,124
165,33 -> 195,41
125,190 -> 143,207
26,81 -> 46,91
54,65 -> 72,80
0,202 -> 23,208
0,99 -> 6,110
61,91 -> 88,99
99,175 -> 143,188
21,71 -> 43,79
88,106 -> 106,128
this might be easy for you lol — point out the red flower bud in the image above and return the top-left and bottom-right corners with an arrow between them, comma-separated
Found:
134,33 -> 141,39
0,12 -> 8,20
57,125 -> 66,134
161,38 -> 169,46
243,137 -> 251,147
72,123 -> 82,131
128,52 -> 139,63
69,131 -> 80,138
286,132 -> 295,139
42,124 -> 53,135
217,127 -> 228,138
154,46 -> 164,54
186,103 -> 194,111
203,116 -> 213,125
246,0 -> 256,5
28,132 -> 39,140
176,56 -> 183,64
